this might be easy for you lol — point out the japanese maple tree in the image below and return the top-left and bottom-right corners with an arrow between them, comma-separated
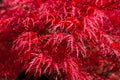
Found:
0,0 -> 120,80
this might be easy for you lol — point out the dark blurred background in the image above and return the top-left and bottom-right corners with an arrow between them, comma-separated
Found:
0,0 -> 2,3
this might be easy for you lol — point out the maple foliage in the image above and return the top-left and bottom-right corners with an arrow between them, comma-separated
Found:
0,0 -> 120,80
